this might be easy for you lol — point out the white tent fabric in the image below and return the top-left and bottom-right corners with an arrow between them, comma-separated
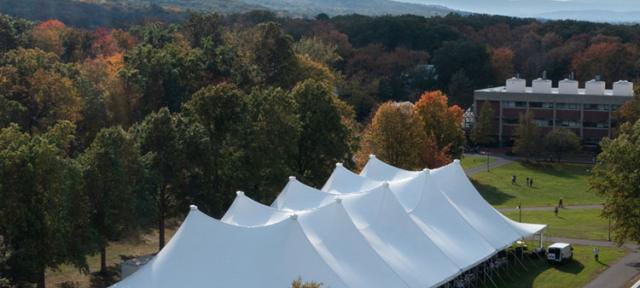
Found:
226,196 -> 414,288
319,164 -> 501,268
321,163 -> 382,193
113,206 -> 348,288
272,176 -> 338,211
225,185 -> 462,287
361,155 -> 546,238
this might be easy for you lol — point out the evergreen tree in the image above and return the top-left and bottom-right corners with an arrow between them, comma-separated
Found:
447,69 -> 475,108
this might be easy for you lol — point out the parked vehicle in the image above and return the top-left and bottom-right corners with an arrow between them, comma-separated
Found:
547,243 -> 573,263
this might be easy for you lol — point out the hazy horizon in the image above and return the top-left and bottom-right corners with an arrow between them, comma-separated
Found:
395,0 -> 639,17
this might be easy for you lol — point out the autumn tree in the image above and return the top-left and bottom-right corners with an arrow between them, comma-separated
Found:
571,42 -> 638,83
471,101 -> 495,146
81,127 -> 145,274
413,91 -> 465,158
490,47 -> 514,84
292,79 -> 352,186
0,122 -> 93,288
512,111 -> 541,160
356,102 -> 425,170
0,48 -> 84,132
31,19 -> 67,57
616,85 -> 640,125
590,120 -> 640,244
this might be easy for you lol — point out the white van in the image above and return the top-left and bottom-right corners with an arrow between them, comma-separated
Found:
547,243 -> 573,263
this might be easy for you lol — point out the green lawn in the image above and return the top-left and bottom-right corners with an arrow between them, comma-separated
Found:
494,244 -> 627,288
460,154 -> 495,169
471,161 -> 600,208
503,208 -> 609,241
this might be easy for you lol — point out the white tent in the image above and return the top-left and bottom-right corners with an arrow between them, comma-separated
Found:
113,206 -> 348,288
224,185 -> 462,288
361,155 -> 546,239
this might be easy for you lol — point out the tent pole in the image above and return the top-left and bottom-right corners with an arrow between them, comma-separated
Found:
511,250 -> 528,271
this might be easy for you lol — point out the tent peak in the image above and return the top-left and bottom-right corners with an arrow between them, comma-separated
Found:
382,182 -> 390,188
336,162 -> 343,167
369,154 -> 376,159
289,214 -> 298,220
335,198 -> 343,204
288,176 -> 297,181
422,168 -> 430,175
236,191 -> 245,196
453,159 -> 460,163
189,204 -> 198,211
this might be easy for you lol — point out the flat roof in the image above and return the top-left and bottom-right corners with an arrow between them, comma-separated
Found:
548,243 -> 571,249
475,86 -> 626,97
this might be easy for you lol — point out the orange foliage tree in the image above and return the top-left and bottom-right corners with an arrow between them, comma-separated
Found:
356,102 -> 425,170
571,42 -> 638,82
414,91 -> 465,160
490,47 -> 514,84
31,19 -> 67,57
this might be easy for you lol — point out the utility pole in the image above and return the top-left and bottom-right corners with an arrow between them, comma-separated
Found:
518,203 -> 522,223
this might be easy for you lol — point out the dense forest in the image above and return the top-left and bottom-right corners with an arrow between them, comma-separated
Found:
1,8 -> 640,288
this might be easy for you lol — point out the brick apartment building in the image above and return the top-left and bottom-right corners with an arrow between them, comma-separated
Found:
474,77 -> 634,146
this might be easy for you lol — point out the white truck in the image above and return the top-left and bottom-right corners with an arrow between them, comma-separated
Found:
547,243 -> 573,263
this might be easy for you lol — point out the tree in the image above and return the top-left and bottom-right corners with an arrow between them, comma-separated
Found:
447,69 -> 474,108
512,111 -> 541,160
413,91 -> 465,158
590,120 -> 640,244
571,42 -> 637,83
292,79 -> 352,186
31,20 -> 67,57
431,40 -> 493,95
250,22 -> 300,89
181,83 -> 248,216
81,127 -> 144,274
0,48 -> 85,132
291,278 -> 322,288
356,102 -> 425,170
490,47 -> 514,84
243,86 -> 301,203
135,108 -> 180,249
616,85 -> 640,125
471,101 -> 495,146
543,128 -> 581,161
0,122 -> 92,288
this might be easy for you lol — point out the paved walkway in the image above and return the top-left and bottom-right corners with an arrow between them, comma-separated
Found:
584,250 -> 640,288
463,154 -> 514,176
498,204 -> 603,212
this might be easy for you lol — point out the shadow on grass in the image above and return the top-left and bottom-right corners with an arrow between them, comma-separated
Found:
519,161 -> 586,180
493,258 -> 585,288
471,179 -> 515,206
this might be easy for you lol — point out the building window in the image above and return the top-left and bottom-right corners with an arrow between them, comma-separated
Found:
558,120 -> 580,128
611,104 -> 621,111
534,119 -> 553,127
503,117 -> 518,125
583,104 -> 609,111
503,101 -> 527,108
583,121 -> 608,129
556,103 -> 579,110
530,102 -> 553,109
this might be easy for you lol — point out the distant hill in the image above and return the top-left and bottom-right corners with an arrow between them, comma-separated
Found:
240,0 -> 458,17
80,0 -> 459,17
536,10 -> 640,23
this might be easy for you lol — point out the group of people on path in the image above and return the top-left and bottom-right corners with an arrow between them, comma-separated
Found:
511,175 -> 534,187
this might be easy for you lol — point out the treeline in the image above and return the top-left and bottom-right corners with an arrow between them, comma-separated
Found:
1,9 -> 640,287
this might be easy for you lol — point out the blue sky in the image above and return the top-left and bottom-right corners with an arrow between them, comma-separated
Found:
396,0 -> 640,16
